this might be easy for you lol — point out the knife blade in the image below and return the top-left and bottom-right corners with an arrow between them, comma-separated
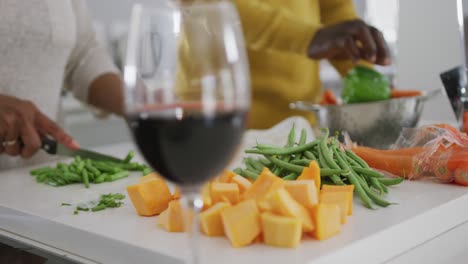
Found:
40,137 -> 124,163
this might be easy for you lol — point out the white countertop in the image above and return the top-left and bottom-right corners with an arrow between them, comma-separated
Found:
1,117 -> 468,264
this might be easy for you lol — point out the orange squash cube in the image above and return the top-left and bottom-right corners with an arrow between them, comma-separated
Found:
215,170 -> 236,183
320,191 -> 349,224
311,204 -> 341,240
261,212 -> 302,248
242,168 -> 284,201
221,199 -> 261,248
172,186 -> 181,200
157,200 -> 185,232
284,180 -> 319,209
321,185 -> 354,215
126,178 -> 173,216
266,188 -> 314,232
199,202 -> 230,236
201,183 -> 212,209
232,175 -> 252,193
297,160 -> 320,191
211,182 -> 240,205
139,172 -> 161,182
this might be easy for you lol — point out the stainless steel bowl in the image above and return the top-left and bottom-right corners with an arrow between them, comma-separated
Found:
290,90 -> 440,149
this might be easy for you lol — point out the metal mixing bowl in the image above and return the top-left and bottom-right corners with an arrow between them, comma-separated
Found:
290,90 -> 440,149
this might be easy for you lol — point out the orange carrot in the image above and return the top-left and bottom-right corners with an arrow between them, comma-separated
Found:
352,147 -> 416,178
390,89 -> 423,98
320,89 -> 338,105
352,146 -> 423,158
454,166 -> 468,186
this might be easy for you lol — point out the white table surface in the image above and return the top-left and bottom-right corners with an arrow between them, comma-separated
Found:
1,116 -> 468,264
1,141 -> 468,264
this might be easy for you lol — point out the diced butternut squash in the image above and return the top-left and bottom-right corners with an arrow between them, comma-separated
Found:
215,170 -> 236,183
257,199 -> 272,212
140,172 -> 161,182
266,188 -> 314,232
321,185 -> 355,216
311,204 -> 341,240
284,180 -> 319,209
320,191 -> 349,224
211,182 -> 240,205
232,175 -> 252,193
172,186 -> 181,200
242,168 -> 284,201
221,199 -> 261,248
201,183 -> 212,209
297,161 -> 320,191
261,212 -> 302,248
126,178 -> 173,216
157,200 -> 185,232
199,202 -> 230,237
253,233 -> 263,244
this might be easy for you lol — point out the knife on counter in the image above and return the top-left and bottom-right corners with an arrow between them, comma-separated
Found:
39,137 -> 124,163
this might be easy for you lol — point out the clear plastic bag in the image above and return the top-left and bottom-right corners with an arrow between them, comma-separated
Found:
391,124 -> 468,185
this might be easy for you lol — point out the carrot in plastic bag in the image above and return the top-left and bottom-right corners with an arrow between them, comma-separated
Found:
454,167 -> 468,186
352,146 -> 416,179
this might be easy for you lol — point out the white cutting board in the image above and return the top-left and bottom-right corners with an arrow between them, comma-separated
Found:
0,117 -> 468,264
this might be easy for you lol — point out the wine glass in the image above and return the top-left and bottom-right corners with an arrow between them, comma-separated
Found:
124,1 -> 250,263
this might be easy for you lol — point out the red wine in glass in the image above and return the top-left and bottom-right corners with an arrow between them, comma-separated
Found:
128,109 -> 247,185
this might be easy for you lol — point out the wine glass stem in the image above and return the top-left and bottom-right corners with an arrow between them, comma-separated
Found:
181,186 -> 204,264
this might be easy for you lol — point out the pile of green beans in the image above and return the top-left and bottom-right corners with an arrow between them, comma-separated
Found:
234,125 -> 403,208
30,151 -> 152,188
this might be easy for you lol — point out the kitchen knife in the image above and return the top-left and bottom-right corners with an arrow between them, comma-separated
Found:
440,66 -> 467,129
40,137 -> 124,163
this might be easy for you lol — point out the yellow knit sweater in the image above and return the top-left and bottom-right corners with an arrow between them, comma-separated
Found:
233,0 -> 359,129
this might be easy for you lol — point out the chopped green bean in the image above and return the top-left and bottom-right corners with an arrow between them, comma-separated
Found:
142,167 -> 152,175
82,170 -> 90,188
237,169 -> 259,180
108,171 -> 130,182
91,204 -> 107,212
30,167 -> 55,176
245,141 -> 319,156
378,177 -> 404,186
304,151 -> 317,161
359,179 -> 393,207
290,159 -> 312,166
283,173 -> 298,180
352,167 -> 384,178
255,143 -> 282,150
123,151 -> 135,163
94,174 -> 108,184
266,156 -> 304,174
320,169 -> 348,176
248,158 -> 265,172
369,177 -> 385,194
345,150 -> 369,168
85,161 -> 101,176
334,149 -> 373,208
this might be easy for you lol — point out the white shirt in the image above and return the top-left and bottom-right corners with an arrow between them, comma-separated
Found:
0,0 -> 119,170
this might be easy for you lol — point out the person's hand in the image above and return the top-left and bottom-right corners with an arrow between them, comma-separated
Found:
0,95 -> 79,158
308,19 -> 391,65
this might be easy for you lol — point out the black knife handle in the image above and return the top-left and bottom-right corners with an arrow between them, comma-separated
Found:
40,137 -> 58,155
17,137 -> 58,155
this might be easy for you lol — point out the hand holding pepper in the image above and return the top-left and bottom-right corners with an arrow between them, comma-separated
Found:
308,19 -> 391,65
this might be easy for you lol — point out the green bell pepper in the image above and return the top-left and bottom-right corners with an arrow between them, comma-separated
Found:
342,66 -> 391,103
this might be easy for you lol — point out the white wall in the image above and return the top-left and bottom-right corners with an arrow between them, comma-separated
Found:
395,0 -> 463,124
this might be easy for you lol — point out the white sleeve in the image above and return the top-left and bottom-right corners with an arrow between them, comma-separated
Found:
64,0 -> 119,103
